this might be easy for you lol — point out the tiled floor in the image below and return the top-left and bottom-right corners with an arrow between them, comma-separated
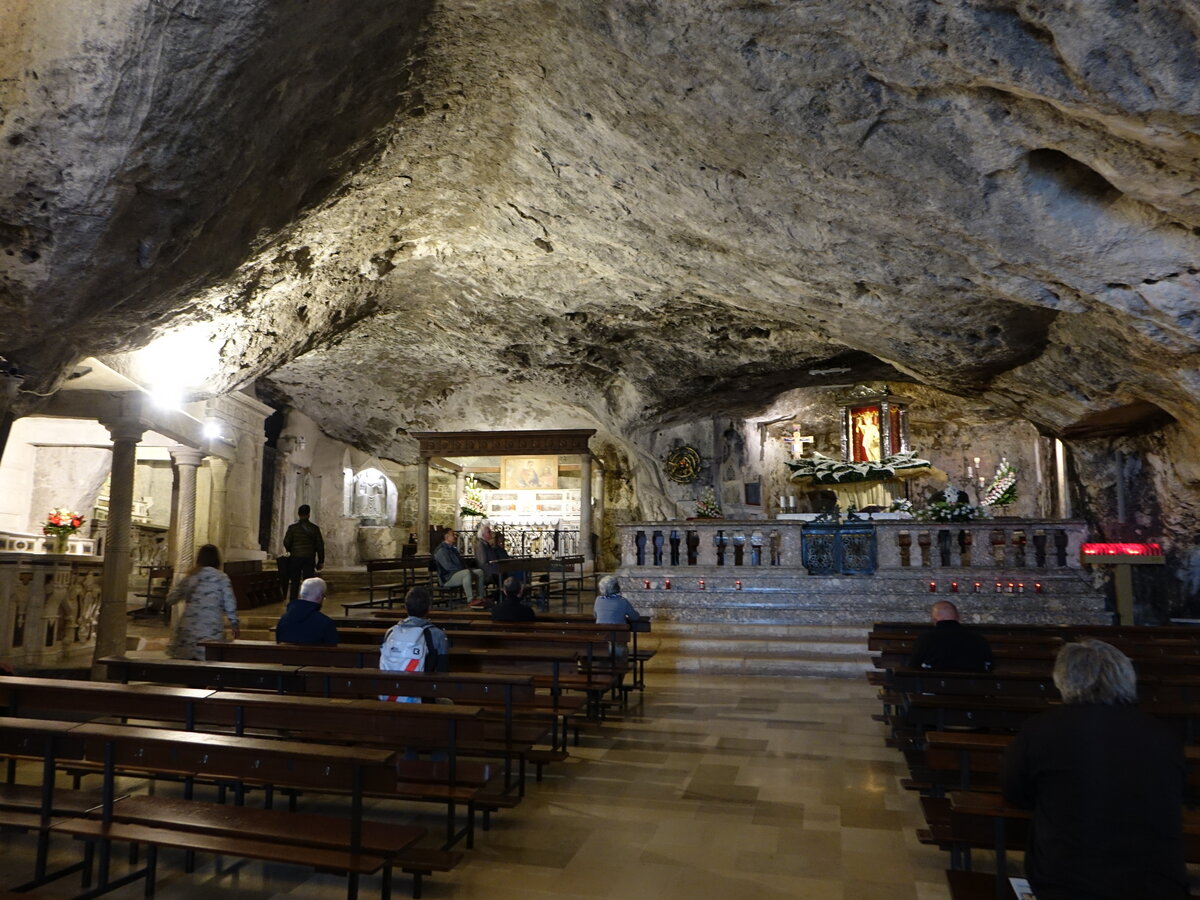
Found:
0,673 -> 953,899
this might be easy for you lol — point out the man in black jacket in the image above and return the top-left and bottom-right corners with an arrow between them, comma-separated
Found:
275,577 -> 339,645
283,504 -> 324,601
907,600 -> 993,671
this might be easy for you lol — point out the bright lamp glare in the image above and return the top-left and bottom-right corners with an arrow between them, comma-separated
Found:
203,421 -> 222,439
135,323 -> 222,407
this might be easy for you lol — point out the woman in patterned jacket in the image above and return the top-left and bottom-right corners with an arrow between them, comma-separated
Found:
166,544 -> 240,660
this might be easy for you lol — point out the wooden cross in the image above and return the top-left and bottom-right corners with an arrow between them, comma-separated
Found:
782,425 -> 814,458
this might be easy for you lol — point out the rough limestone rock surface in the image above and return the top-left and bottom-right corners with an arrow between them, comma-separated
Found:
1,2 -> 1199,606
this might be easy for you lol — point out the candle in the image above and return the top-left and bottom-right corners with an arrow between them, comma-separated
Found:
950,582 -> 959,593
974,457 -> 981,468
735,580 -> 743,590
967,466 -> 973,478
995,582 -> 1002,593
1035,582 -> 1043,594
1007,582 -> 1015,593
973,582 -> 982,593
643,579 -> 650,589
664,579 -> 671,590
1017,582 -> 1025,593
698,579 -> 705,590
929,581 -> 937,592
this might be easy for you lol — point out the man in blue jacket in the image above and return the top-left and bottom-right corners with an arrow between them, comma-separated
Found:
275,577 -> 339,645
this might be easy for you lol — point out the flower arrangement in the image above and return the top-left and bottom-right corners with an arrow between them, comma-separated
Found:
916,500 -> 981,523
460,475 -> 486,518
889,498 -> 913,514
695,486 -> 723,518
44,508 -> 85,538
982,461 -> 1018,509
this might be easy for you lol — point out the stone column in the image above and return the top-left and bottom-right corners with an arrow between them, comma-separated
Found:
1054,439 -> 1072,519
579,453 -> 593,564
165,465 -> 181,571
455,470 -> 465,529
93,418 -> 146,675
417,459 -> 430,554
207,457 -> 229,553
594,464 -> 606,569
170,446 -> 205,575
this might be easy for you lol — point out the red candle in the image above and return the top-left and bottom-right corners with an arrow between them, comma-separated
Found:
1007,582 -> 1015,594
1017,582 -> 1025,593
664,579 -> 671,590
1034,582 -> 1043,594
735,580 -> 743,590
973,582 -> 982,593
950,582 -> 959,593
995,582 -> 1002,593
698,579 -> 706,590
929,581 -> 937,593
643,579 -> 650,589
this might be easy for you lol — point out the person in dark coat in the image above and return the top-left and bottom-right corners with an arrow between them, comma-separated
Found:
282,504 -> 324,601
275,577 -> 339,645
907,600 -> 993,671
1003,639 -> 1187,900
491,577 -> 536,623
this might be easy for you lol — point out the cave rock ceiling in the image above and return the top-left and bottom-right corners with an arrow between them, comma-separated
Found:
2,1 -> 1198,461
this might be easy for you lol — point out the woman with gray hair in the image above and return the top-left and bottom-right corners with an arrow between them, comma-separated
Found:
1003,639 -> 1186,899
593,575 -> 644,625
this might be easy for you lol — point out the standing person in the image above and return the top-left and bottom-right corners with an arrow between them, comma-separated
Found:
907,600 -> 993,671
432,527 -> 486,602
166,544 -> 239,660
593,575 -> 644,625
275,577 -> 339,645
1003,640 -> 1187,900
283,504 -> 324,602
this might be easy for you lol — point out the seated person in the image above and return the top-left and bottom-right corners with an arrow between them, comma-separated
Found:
432,527 -> 487,601
275,577 -> 339,645
491,576 -> 536,622
907,600 -> 993,671
475,521 -> 502,590
1003,639 -> 1187,900
593,575 -> 644,625
399,585 -> 450,670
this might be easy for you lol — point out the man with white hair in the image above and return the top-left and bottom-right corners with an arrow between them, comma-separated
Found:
275,576 -> 339,645
1003,639 -> 1186,900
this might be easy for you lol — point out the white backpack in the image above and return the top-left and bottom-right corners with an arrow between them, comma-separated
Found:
378,621 -> 436,703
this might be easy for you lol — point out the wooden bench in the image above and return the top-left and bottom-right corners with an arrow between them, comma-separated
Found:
354,557 -> 436,610
0,716 -> 434,900
0,676 -> 496,851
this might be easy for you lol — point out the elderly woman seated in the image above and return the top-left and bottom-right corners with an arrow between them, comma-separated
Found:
592,575 -> 644,625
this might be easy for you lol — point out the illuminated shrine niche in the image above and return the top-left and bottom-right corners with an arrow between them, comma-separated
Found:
838,387 -> 910,463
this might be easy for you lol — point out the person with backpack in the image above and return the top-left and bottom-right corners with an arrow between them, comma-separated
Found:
378,586 -> 449,702
282,504 -> 324,601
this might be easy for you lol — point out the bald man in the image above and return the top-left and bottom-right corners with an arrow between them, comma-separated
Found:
907,600 -> 993,672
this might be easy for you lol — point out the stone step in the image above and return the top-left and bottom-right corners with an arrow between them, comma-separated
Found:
653,636 -> 869,658
646,653 -> 870,678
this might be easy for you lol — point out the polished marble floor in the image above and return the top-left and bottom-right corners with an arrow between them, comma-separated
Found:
0,674 -> 954,899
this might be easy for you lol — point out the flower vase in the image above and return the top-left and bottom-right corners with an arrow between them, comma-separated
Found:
51,534 -> 70,554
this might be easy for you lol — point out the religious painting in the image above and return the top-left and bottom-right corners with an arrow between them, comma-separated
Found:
850,405 -> 882,462
501,455 -> 559,490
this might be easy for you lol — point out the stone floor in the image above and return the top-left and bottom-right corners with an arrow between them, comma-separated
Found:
0,673 -> 954,899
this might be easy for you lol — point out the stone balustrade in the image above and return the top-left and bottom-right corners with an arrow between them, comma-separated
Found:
0,553 -> 104,667
0,530 -> 99,556
616,518 -> 1089,574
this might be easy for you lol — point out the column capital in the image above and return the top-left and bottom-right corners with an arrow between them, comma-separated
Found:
169,445 -> 205,467
100,417 -> 147,444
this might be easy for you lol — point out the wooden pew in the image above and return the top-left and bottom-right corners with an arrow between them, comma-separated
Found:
354,557 -> 435,610
0,716 -> 426,900
102,655 -> 582,762
0,676 -> 495,851
201,639 -> 619,717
